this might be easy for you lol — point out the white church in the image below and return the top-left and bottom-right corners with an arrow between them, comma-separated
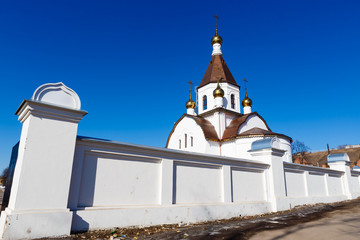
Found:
166,28 -> 293,162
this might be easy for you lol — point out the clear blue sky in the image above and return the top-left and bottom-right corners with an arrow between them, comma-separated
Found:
1,0 -> 359,171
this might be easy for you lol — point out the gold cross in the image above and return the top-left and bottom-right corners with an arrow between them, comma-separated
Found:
243,78 -> 248,92
213,15 -> 220,29
187,81 -> 193,97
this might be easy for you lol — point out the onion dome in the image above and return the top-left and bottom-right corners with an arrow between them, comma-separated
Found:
186,97 -> 196,109
211,29 -> 223,45
242,92 -> 253,107
213,82 -> 224,98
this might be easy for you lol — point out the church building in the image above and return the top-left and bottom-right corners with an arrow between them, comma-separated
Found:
166,27 -> 293,162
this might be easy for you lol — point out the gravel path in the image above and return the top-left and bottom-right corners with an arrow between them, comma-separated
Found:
47,198 -> 360,240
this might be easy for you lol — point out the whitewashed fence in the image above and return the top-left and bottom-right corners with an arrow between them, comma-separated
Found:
0,83 -> 359,239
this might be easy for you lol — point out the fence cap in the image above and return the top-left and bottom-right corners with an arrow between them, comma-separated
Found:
327,153 -> 350,163
251,137 -> 280,151
353,166 -> 360,172
32,82 -> 81,110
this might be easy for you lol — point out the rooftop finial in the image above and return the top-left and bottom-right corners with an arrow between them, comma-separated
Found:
211,15 -> 223,47
186,81 -> 196,110
188,81 -> 194,98
243,78 -> 248,96
242,78 -> 252,109
214,15 -> 219,35
211,15 -> 222,56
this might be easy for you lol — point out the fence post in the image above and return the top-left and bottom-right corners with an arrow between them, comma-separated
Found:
249,137 -> 289,212
0,83 -> 87,239
327,153 -> 353,199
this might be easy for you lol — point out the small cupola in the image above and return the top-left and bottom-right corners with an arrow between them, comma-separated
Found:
211,29 -> 223,46
186,81 -> 196,115
213,80 -> 224,108
242,78 -> 253,114
186,98 -> 196,109
213,81 -> 224,98
211,16 -> 223,56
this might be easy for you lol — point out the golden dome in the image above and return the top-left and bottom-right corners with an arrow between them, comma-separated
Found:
213,82 -> 224,98
242,93 -> 252,107
186,98 -> 196,109
211,29 -> 223,45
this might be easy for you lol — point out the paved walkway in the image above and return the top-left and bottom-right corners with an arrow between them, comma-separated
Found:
250,205 -> 360,240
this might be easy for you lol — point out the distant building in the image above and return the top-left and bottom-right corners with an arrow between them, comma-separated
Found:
345,144 -> 360,149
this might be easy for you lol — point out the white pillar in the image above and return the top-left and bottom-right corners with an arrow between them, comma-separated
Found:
186,108 -> 196,115
327,153 -> 353,199
161,159 -> 174,205
0,83 -> 87,239
214,96 -> 224,108
249,138 -> 289,212
243,106 -> 252,114
212,43 -> 222,56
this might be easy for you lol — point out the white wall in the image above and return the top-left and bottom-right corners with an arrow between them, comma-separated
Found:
77,152 -> 161,207
283,162 -> 347,207
349,171 -> 360,197
174,162 -> 223,204
67,138 -> 271,232
3,95 -> 359,239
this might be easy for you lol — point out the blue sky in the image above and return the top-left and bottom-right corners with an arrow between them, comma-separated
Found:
0,0 -> 359,171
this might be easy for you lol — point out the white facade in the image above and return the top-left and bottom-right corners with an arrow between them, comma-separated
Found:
197,83 -> 240,115
167,116 -> 219,155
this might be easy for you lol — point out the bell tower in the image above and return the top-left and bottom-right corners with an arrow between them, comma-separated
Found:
196,18 -> 241,115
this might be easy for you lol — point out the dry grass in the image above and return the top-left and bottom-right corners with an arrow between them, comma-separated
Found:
302,147 -> 360,167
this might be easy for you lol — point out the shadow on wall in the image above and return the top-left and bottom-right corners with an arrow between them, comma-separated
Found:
68,154 -> 98,232
71,212 -> 90,233
1,142 -> 19,211
68,137 -> 101,232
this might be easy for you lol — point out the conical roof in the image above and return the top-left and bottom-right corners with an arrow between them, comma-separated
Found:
198,55 -> 239,89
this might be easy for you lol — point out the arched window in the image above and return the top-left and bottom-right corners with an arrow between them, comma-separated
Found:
179,140 -> 181,149
185,134 -> 187,148
231,94 -> 235,109
203,95 -> 207,110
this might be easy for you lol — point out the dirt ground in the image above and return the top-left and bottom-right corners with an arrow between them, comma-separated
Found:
49,198 -> 360,240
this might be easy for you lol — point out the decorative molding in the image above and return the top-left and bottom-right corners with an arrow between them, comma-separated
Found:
16,100 -> 87,123
32,82 -> 81,109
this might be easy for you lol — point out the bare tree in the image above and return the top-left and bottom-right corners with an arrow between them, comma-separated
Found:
291,140 -> 310,156
337,144 -> 347,150
1,167 -> 8,181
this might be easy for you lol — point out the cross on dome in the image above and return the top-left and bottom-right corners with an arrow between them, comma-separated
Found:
242,78 -> 253,108
211,15 -> 223,48
186,81 -> 196,110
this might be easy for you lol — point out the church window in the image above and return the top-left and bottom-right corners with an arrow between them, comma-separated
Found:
179,140 -> 181,149
203,95 -> 207,110
185,134 -> 187,148
191,136 -> 193,147
231,94 -> 235,109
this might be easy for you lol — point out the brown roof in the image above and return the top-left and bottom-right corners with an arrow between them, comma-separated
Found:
166,112 -> 291,148
222,112 -> 272,140
165,114 -> 219,147
198,55 -> 239,89
236,127 -> 292,142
